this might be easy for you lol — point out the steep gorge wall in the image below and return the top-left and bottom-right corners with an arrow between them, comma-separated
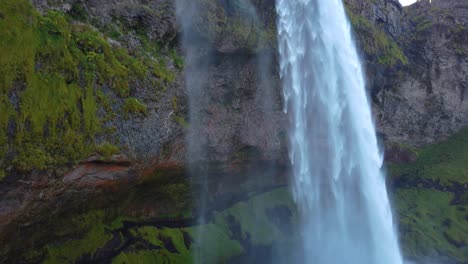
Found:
344,0 -> 468,144
1,0 -> 464,178
0,0 -> 289,261
375,0 -> 468,144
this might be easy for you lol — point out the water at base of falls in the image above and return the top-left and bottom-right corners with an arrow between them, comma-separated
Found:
276,0 -> 403,263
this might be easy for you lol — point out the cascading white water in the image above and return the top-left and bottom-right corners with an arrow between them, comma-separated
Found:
276,0 -> 403,263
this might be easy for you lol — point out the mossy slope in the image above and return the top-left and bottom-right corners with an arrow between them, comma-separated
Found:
396,189 -> 467,262
390,128 -> 468,263
390,128 -> 468,185
30,187 -> 295,264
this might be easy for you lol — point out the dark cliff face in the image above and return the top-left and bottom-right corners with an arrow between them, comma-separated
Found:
183,0 -> 468,148
21,0 -> 467,161
29,0 -> 285,164
344,0 -> 468,145
373,0 -> 468,144
178,0 -> 286,165
345,0 -> 404,37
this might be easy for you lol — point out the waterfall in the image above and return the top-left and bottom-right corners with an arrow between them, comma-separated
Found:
176,0 -> 278,263
175,1 -> 212,263
275,0 -> 403,263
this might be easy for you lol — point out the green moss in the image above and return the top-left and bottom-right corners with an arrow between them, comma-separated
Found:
172,96 -> 178,111
0,0 -> 37,94
174,115 -> 189,128
121,227 -> 195,263
96,89 -> 112,111
0,95 -> 14,163
455,46 -> 467,56
69,1 -> 89,22
390,129 -> 468,262
43,210 -> 114,264
187,224 -> 244,264
73,28 -> 142,97
410,12 -> 433,33
0,0 -> 167,173
0,1 -> 94,172
346,7 -> 408,66
214,188 -> 296,246
112,250 -> 172,264
415,19 -> 433,32
107,25 -> 123,39
143,187 -> 292,262
124,97 -> 148,116
151,60 -> 175,82
123,224 -> 243,264
396,188 -> 468,262
389,128 -> 468,185
111,188 -> 293,263
170,50 -> 184,69
17,185 -> 296,263
159,228 -> 191,254
12,143 -> 52,171
96,143 -> 119,157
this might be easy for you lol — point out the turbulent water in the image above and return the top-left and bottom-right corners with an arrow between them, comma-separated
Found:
276,0 -> 403,263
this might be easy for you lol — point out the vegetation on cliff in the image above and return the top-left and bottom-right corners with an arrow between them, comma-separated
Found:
407,5 -> 468,57
390,128 -> 468,185
390,129 -> 468,262
0,0 -> 177,176
396,189 -> 467,262
21,176 -> 295,264
346,6 -> 408,66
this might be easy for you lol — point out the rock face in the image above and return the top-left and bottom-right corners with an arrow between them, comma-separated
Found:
374,0 -> 468,144
16,0 -> 468,167
0,3 -> 290,260
33,0 -> 177,43
175,0 -> 287,166
345,0 -> 404,36
345,0 -> 468,145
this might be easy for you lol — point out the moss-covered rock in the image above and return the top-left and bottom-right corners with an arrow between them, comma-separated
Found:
13,181 -> 295,264
389,128 -> 468,185
110,187 -> 296,264
390,128 -> 468,263
396,189 -> 468,263
346,6 -> 408,66
0,0 -> 176,176
42,210 -> 115,264
124,97 -> 148,116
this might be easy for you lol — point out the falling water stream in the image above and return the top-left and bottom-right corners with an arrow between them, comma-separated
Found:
276,0 -> 403,263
